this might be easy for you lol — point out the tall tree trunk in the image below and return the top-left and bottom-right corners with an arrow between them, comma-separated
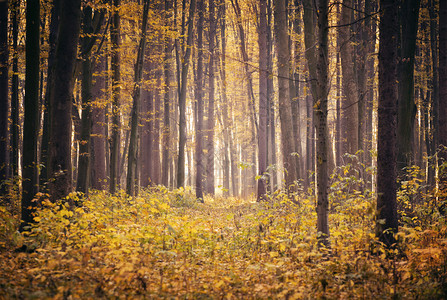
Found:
11,0 -> 20,180
376,0 -> 399,247
127,0 -> 150,197
206,0 -> 216,195
314,0 -> 330,246
110,0 -> 121,194
0,0 -> 9,200
40,0 -> 60,187
340,0 -> 359,155
176,0 -> 196,188
21,0 -> 40,229
274,0 -> 297,191
153,73 -> 162,185
438,0 -> 447,202
162,0 -> 173,188
257,0 -> 268,200
195,0 -> 205,200
397,0 -> 421,173
48,0 -> 81,202
91,52 -> 107,190
267,0 -> 276,190
77,6 -> 94,194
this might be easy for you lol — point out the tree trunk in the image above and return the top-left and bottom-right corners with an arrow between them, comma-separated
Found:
176,0 -> 196,188
21,0 -> 40,229
438,0 -> 447,202
126,0 -> 150,197
0,0 -> 9,200
257,0 -> 268,201
110,0 -> 121,194
10,0 -> 20,180
340,0 -> 359,155
195,0 -> 204,200
162,0 -> 173,188
206,0 -> 216,195
376,0 -> 399,247
397,0 -> 421,173
48,0 -> 81,202
314,0 -> 330,247
274,0 -> 297,191
267,0 -> 276,190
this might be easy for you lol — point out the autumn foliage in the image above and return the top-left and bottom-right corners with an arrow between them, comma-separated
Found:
1,173 -> 447,299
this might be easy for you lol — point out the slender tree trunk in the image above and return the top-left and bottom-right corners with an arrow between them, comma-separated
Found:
127,0 -> 150,196
439,0 -> 447,201
314,0 -> 330,246
376,0 -> 399,247
340,0 -> 359,155
177,0 -> 196,188
21,0 -> 40,228
0,0 -> 9,200
206,0 -> 216,195
162,0 -> 173,188
11,0 -> 20,180
91,52 -> 107,190
274,0 -> 297,191
397,0 -> 421,173
195,0 -> 205,200
257,0 -> 268,201
110,0 -> 121,194
267,0 -> 276,190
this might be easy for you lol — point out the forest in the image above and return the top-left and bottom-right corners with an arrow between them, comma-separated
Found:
0,0 -> 447,298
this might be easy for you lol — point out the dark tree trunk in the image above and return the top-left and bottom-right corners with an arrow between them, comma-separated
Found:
314,0 -> 330,247
127,0 -> 150,197
439,0 -> 447,200
257,0 -> 268,201
11,0 -> 20,180
40,0 -> 60,188
21,0 -> 40,229
0,0 -> 9,200
206,0 -> 216,195
176,0 -> 196,188
397,0 -> 421,173
274,0 -> 297,191
48,0 -> 82,202
110,0 -> 121,194
195,0 -> 205,200
267,0 -> 276,190
91,53 -> 107,190
162,0 -> 173,188
376,0 -> 399,247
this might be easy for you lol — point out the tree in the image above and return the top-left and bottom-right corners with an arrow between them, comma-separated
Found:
314,0 -> 330,246
10,0 -> 20,180
397,0 -> 421,172
195,0 -> 205,201
110,0 -> 121,194
0,0 -> 9,200
274,0 -> 297,191
339,0 -> 359,155
21,0 -> 40,229
127,0 -> 150,197
257,0 -> 268,201
205,0 -> 216,195
376,0 -> 399,247
176,0 -> 196,188
48,0 -> 82,201
439,0 -> 447,200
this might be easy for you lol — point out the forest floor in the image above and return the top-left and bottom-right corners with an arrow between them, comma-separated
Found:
0,183 -> 447,299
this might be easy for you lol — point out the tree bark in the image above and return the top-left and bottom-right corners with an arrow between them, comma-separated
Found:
10,0 -> 20,180
274,0 -> 297,191
438,0 -> 447,201
376,0 -> 399,247
176,0 -> 196,188
0,0 -> 9,200
110,0 -> 121,194
127,0 -> 150,197
206,0 -> 216,195
257,0 -> 268,201
397,0 -> 421,173
21,0 -> 40,228
195,0 -> 205,200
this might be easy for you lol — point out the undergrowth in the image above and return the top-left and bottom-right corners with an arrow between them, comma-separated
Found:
0,176 -> 446,299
